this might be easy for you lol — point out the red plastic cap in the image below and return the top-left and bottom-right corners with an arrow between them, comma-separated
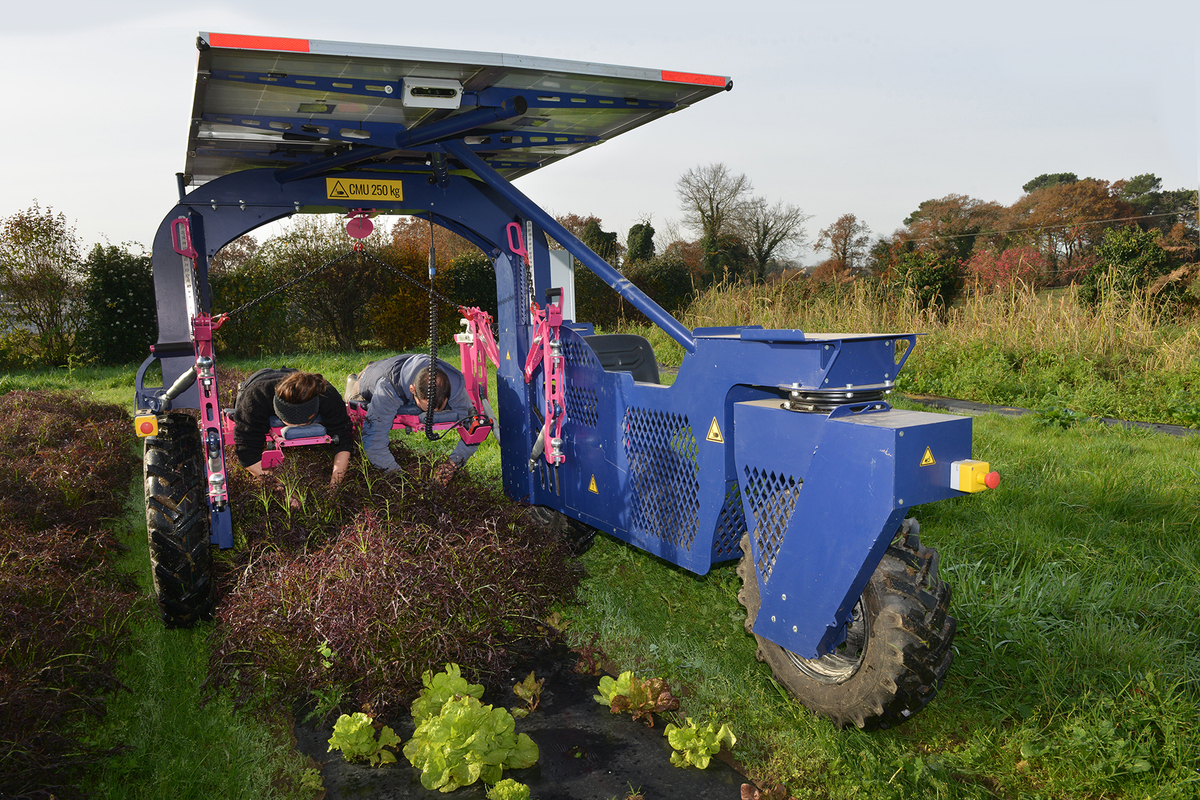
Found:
985,471 -> 1001,490
207,33 -> 310,52
661,70 -> 728,87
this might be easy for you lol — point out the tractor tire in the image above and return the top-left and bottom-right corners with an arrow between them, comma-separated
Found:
736,520 -> 955,730
143,412 -> 216,627
528,505 -> 597,556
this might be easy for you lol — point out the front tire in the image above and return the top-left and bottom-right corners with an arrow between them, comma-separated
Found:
736,520 -> 955,730
143,413 -> 216,627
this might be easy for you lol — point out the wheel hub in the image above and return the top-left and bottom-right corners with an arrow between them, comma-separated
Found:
782,599 -> 869,684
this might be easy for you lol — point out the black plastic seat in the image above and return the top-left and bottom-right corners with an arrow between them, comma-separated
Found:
584,334 -> 660,384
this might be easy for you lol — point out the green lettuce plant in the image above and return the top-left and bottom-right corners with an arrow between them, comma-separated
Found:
403,694 -> 539,792
594,670 -> 634,707
327,712 -> 402,766
511,671 -> 545,718
487,778 -> 532,800
594,670 -> 680,726
664,718 -> 736,769
411,663 -> 485,724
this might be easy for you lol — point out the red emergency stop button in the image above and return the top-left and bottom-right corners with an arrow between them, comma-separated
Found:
134,415 -> 159,438
950,459 -> 998,493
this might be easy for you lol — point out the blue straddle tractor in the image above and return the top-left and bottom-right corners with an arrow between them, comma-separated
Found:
134,33 -> 999,730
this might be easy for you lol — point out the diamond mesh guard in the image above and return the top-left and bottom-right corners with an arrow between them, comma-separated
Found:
623,407 -> 700,550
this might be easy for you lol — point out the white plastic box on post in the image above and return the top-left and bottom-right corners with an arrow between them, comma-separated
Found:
548,249 -> 576,322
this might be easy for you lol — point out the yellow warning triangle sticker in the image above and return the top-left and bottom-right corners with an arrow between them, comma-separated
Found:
920,447 -> 936,467
329,180 -> 349,199
706,418 -> 724,443
588,475 -> 599,493
506,350 -> 511,360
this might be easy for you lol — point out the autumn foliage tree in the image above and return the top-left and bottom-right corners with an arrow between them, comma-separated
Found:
901,194 -> 1004,265
997,178 -> 1132,280
814,214 -> 872,275
965,246 -> 1048,293
389,216 -> 477,264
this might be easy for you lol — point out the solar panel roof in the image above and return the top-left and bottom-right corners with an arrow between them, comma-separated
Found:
186,32 -> 732,187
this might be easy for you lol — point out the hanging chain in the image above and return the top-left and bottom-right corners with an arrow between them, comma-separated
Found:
522,222 -> 536,312
423,215 -> 443,440
217,248 -> 361,321
355,248 -> 460,309
218,245 -> 466,321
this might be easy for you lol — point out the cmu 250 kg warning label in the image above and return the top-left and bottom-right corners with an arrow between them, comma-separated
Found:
326,178 -> 403,201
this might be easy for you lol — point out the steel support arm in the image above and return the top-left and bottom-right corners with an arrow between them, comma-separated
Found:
275,97 -> 530,184
442,139 -> 697,354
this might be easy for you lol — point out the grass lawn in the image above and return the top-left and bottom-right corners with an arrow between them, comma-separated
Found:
561,407 -> 1200,799
3,355 -> 1197,798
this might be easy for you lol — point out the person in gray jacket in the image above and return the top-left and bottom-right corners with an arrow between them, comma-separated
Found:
347,354 -> 491,482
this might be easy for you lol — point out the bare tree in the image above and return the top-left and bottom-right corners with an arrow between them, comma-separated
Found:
739,198 -> 812,281
675,162 -> 753,242
656,217 -> 686,248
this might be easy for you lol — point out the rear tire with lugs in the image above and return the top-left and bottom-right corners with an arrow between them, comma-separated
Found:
736,519 -> 955,730
143,413 -> 216,627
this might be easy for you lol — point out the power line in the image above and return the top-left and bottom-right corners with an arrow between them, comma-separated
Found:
906,207 -> 1200,245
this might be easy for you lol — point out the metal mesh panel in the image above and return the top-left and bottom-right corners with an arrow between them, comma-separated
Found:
565,384 -> 598,429
712,480 -> 747,562
562,337 -> 600,369
623,407 -> 700,550
742,467 -> 802,584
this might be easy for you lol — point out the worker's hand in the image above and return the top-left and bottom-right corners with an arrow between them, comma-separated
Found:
329,466 -> 348,487
247,461 -> 264,477
433,459 -> 460,486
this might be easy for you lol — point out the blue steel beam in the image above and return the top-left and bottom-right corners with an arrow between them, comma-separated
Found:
193,133 -> 596,165
207,70 -> 680,113
394,96 -> 528,149
274,97 -> 529,183
209,68 -> 401,100
472,87 -> 676,112
442,139 -> 697,354
202,113 -> 401,147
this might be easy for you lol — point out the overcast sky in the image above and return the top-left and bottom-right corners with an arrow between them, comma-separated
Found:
2,1 -> 1196,264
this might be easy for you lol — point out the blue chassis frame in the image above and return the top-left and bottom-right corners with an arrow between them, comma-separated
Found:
136,144 -> 978,662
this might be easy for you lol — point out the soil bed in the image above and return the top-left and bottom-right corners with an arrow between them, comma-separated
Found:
294,640 -> 746,799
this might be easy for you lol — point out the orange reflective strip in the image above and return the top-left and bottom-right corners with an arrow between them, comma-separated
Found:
207,33 -> 311,52
661,70 -> 727,87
